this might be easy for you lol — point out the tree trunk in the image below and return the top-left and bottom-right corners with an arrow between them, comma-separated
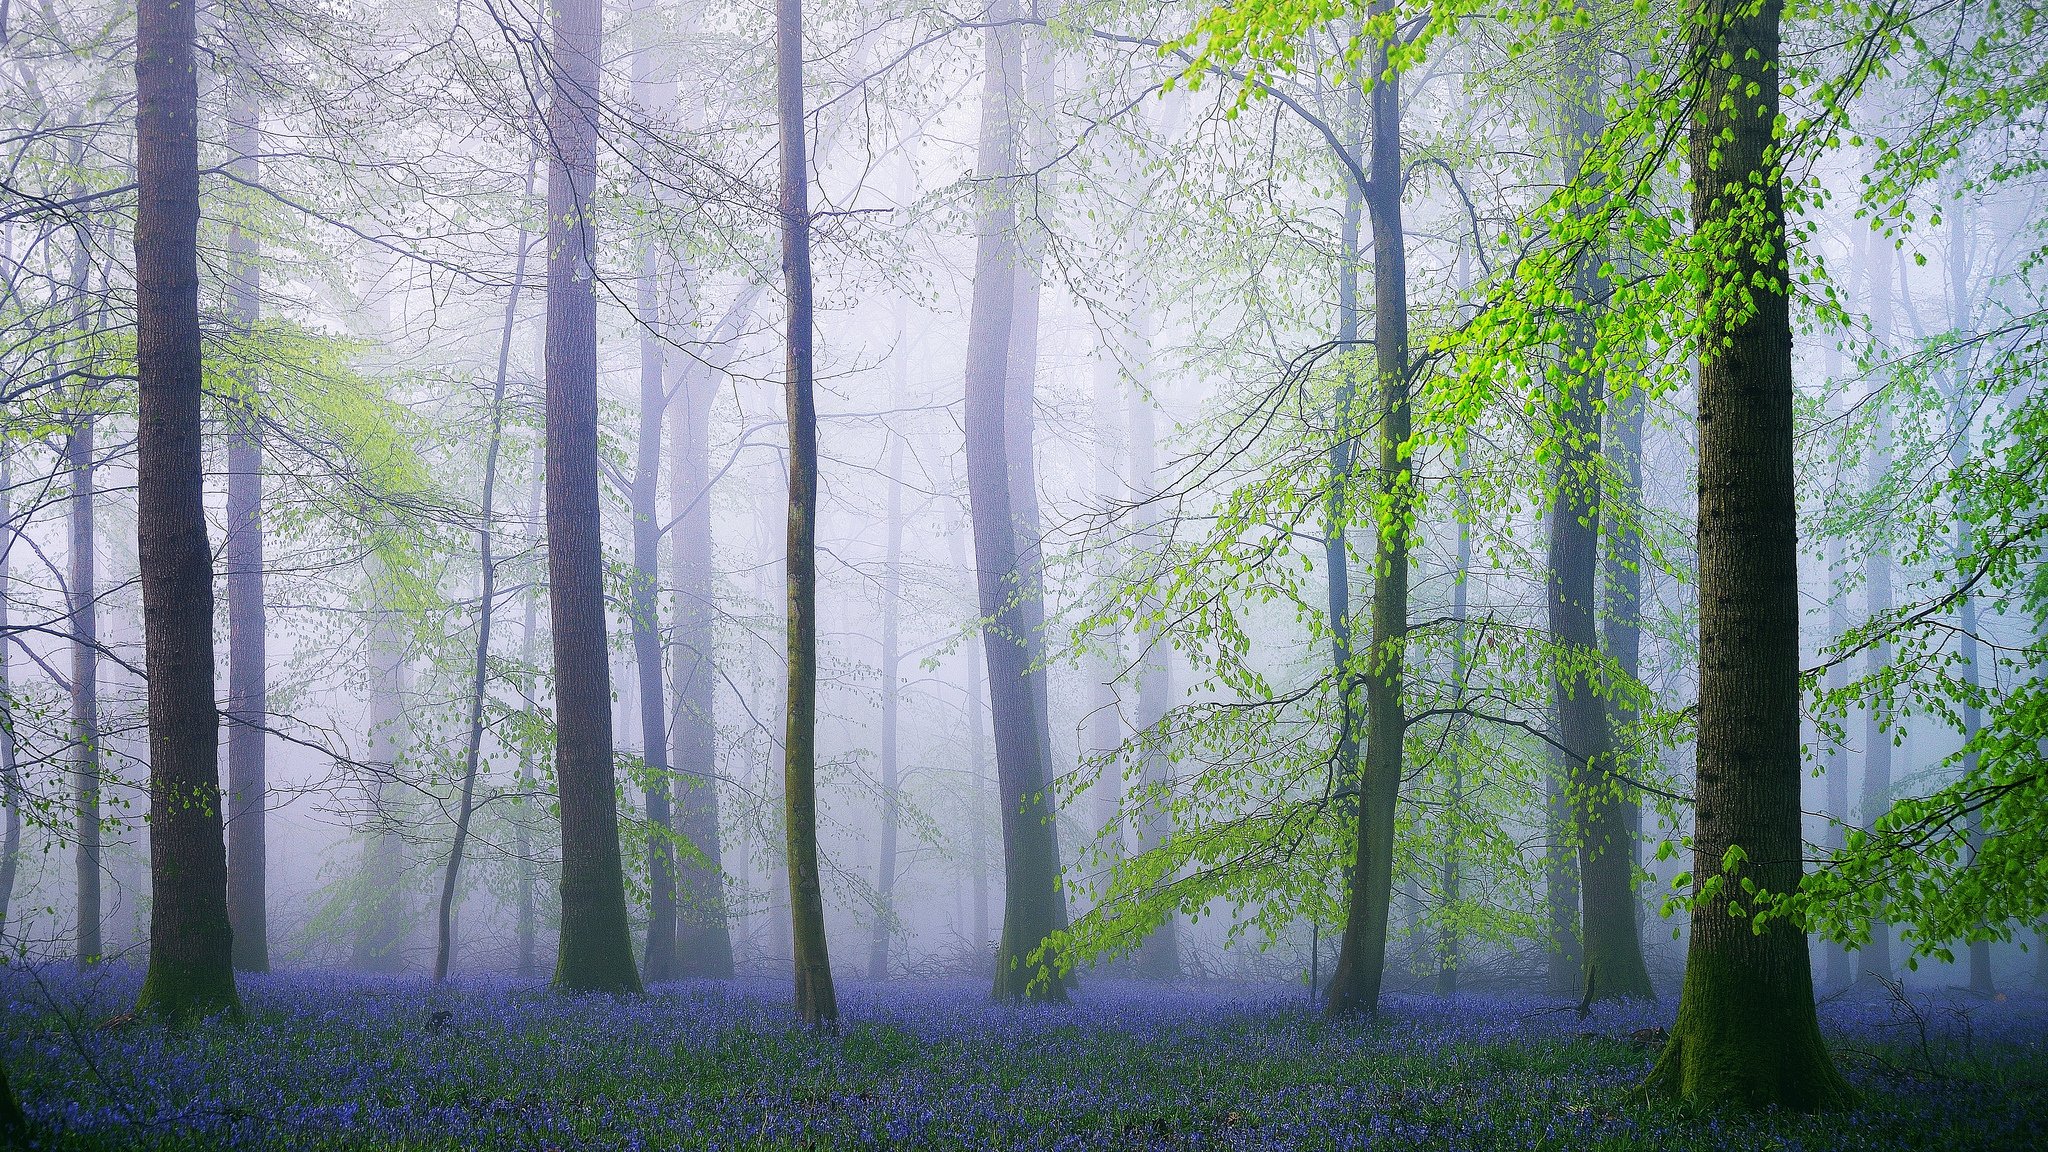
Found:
1821,379 -> 1853,990
1549,18 -> 1653,1006
952,519 -> 994,958
1090,353 -> 1124,852
353,554 -> 412,972
1600,318 -> 1651,981
435,160 -> 535,982
1439,448 -> 1470,998
867,424 -> 905,981
776,0 -> 837,1027
1643,0 -> 1848,1106
964,0 -> 1067,1003
0,446 -> 18,936
133,0 -> 239,1020
544,0 -> 640,995
1856,230 -> 1893,984
1945,223 -> 1992,996
70,411 -> 100,966
1324,11 -> 1411,1018
1128,308 -> 1178,981
516,450 -> 543,979
223,62 -> 269,975
1326,109 -> 1364,998
669,298 -> 745,979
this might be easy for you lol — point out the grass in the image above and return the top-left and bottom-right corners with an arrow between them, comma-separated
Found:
6,965 -> 2044,1149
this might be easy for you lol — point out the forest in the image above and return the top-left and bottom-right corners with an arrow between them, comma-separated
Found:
0,0 -> 2044,1146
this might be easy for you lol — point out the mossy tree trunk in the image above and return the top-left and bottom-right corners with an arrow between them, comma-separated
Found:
1644,0 -> 1849,1108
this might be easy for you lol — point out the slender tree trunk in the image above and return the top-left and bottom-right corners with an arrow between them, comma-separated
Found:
1326,109 -> 1364,995
1946,221 -> 1992,996
516,450 -> 543,978
1821,376 -> 1853,990
1644,0 -> 1848,1105
625,0 -> 681,985
964,0 -> 1066,1003
951,519 -> 994,958
69,411 -> 100,965
1549,16 -> 1653,1006
133,0 -> 239,1019
0,446 -> 18,936
867,425 -> 905,981
435,161 -> 535,982
223,62 -> 269,975
1439,448 -> 1470,998
353,556 -> 411,971
776,0 -> 837,1027
1090,353 -> 1124,851
544,0 -> 640,995
1128,311 -> 1179,981
1325,12 -> 1411,1018
670,300 -> 744,979
1600,325 -> 1651,974
1857,231 -> 1894,984
630,230 -> 676,986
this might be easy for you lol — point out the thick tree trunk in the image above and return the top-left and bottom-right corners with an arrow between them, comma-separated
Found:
69,414 -> 100,965
1439,450 -> 1470,998
1550,19 -> 1653,1006
545,0 -> 640,995
1325,13 -> 1411,1019
775,0 -> 837,1027
867,425 -> 905,981
435,162 -> 534,982
1326,123 -> 1364,997
1644,0 -> 1848,1106
133,0 -> 239,1020
964,0 -> 1067,1003
1857,233 -> 1894,984
223,67 -> 269,975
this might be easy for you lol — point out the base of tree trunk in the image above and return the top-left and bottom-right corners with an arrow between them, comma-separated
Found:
1643,950 -> 1852,1110
137,961 -> 241,1024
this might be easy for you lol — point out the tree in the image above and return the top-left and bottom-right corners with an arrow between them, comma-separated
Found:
133,0 -> 240,1021
776,0 -> 837,1028
670,292 -> 749,979
434,159 -> 535,982
1324,0 -> 1415,1019
1643,0 -> 1849,1108
544,0 -> 640,995
867,418 -> 905,981
223,54 -> 270,974
1855,228 -> 1895,984
68,352 -> 100,966
1548,9 -> 1652,1005
963,0 -> 1067,1003
0,445 -> 20,935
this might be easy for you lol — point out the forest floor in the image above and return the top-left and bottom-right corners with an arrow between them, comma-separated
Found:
5,965 -> 2044,1150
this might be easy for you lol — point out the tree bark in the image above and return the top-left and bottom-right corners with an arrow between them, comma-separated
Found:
69,409 -> 100,966
223,58 -> 269,975
1644,0 -> 1848,1106
1325,10 -> 1411,1018
1856,229 -> 1893,984
670,297 -> 746,979
963,0 -> 1067,1003
545,0 -> 640,995
776,0 -> 837,1027
0,446 -> 18,936
867,423 -> 905,981
1128,306 -> 1178,981
133,0 -> 239,1020
1550,17 -> 1653,1005
435,160 -> 535,982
